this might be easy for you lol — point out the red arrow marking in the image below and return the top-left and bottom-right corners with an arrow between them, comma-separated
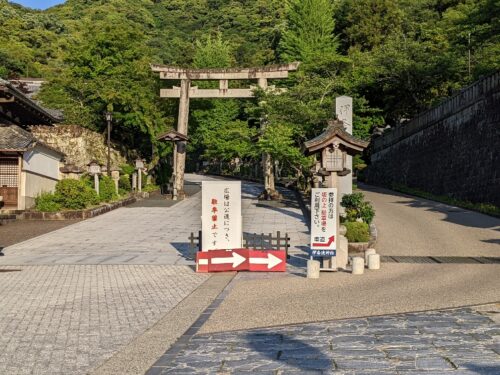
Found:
313,235 -> 335,247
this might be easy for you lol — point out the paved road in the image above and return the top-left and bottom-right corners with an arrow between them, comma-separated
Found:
361,184 -> 500,257
2,174 -> 308,265
0,174 -> 309,375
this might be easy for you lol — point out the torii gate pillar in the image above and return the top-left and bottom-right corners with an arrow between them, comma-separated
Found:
175,79 -> 191,199
152,63 -> 299,199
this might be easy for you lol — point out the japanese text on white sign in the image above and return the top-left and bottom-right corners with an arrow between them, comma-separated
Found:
202,181 -> 242,251
310,188 -> 337,256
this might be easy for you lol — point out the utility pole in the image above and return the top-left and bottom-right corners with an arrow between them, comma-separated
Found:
105,111 -> 113,177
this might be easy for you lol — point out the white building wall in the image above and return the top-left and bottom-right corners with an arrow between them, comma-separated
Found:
21,145 -> 62,209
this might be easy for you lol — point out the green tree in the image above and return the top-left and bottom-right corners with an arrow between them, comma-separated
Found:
280,0 -> 341,67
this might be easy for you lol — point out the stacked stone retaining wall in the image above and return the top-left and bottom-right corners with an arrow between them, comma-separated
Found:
366,72 -> 500,206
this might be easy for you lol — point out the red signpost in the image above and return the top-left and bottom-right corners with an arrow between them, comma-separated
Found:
196,249 -> 286,273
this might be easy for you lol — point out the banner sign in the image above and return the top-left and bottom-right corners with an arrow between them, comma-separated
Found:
310,188 -> 337,257
196,249 -> 286,273
202,181 -> 242,251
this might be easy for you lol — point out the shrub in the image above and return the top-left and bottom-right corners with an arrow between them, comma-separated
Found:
119,175 -> 131,192
120,164 -> 135,175
99,175 -> 118,202
345,221 -> 370,243
54,178 -> 99,210
341,192 -> 375,224
143,184 -> 159,193
35,192 -> 62,212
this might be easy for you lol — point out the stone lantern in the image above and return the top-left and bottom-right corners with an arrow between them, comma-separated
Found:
304,119 -> 369,270
111,167 -> 121,194
156,129 -> 190,200
87,160 -> 102,195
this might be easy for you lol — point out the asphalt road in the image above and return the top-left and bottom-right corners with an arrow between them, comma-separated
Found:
200,185 -> 500,333
361,184 -> 500,257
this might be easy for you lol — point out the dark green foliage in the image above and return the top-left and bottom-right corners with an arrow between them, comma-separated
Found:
344,221 -> 370,243
35,192 -> 62,212
341,192 -> 375,224
119,175 -> 131,192
99,175 -> 118,202
54,178 -> 99,210
0,0 -> 498,176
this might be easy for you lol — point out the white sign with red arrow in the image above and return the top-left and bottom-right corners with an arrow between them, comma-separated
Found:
310,188 -> 337,256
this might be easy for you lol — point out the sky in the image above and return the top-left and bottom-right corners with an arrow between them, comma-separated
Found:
11,0 -> 66,9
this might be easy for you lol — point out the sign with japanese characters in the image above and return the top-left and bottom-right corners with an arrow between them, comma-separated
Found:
201,181 -> 242,251
310,188 -> 337,257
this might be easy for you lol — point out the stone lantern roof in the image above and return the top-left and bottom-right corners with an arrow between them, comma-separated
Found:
304,119 -> 369,156
156,129 -> 189,142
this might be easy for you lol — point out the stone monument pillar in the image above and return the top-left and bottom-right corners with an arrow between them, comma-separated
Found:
336,96 -> 353,198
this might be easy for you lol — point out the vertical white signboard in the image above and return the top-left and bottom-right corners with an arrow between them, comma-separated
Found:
310,188 -> 337,257
202,181 -> 242,251
336,96 -> 353,197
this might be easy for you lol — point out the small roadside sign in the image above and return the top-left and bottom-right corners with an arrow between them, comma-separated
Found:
310,188 -> 337,257
201,181 -> 242,251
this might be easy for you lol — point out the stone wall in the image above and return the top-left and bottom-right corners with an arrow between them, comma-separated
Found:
30,125 -> 128,168
365,72 -> 500,206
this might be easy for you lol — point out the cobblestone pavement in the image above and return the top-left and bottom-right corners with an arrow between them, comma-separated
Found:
148,304 -> 500,374
0,265 -> 208,375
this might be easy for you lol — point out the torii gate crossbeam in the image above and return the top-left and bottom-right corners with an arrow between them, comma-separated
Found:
152,62 -> 299,199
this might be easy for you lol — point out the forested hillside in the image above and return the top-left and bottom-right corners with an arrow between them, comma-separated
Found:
1,0 -> 498,177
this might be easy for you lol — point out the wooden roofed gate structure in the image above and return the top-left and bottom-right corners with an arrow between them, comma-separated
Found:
151,63 -> 300,200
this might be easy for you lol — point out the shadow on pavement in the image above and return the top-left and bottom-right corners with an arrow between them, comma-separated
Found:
170,242 -> 195,260
464,363 -> 500,374
244,331 -> 331,372
360,183 -> 500,230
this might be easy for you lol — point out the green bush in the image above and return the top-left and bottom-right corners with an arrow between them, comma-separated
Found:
345,221 -> 370,243
54,178 -> 99,210
341,192 -> 375,224
99,175 -> 118,202
119,175 -> 131,192
143,184 -> 159,193
120,164 -> 135,175
35,192 -> 62,212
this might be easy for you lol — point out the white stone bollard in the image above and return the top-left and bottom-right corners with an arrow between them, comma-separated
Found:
337,235 -> 349,269
364,248 -> 376,264
352,257 -> 364,275
368,254 -> 381,270
307,260 -> 320,279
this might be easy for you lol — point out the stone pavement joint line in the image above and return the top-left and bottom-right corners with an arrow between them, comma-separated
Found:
148,305 -> 500,374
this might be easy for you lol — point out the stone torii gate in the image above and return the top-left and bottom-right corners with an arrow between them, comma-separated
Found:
151,63 -> 299,199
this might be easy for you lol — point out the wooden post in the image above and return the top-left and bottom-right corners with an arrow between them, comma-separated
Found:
174,79 -> 191,199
